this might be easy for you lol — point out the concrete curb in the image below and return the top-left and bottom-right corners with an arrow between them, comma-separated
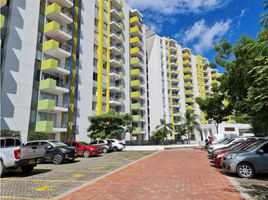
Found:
226,176 -> 253,200
53,150 -> 161,200
125,144 -> 199,151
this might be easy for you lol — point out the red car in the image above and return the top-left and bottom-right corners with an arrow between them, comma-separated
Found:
214,140 -> 256,167
65,141 -> 101,158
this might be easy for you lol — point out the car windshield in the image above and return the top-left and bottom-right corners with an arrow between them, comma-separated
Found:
79,142 -> 88,146
51,141 -> 67,147
243,140 -> 264,151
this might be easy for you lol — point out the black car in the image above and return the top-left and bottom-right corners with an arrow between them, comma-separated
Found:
24,140 -> 77,165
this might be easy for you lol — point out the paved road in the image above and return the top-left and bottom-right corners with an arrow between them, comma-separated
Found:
61,149 -> 244,200
0,151 -> 152,200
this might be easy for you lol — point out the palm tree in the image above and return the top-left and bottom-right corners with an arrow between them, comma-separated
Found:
155,119 -> 173,141
260,0 -> 268,28
182,110 -> 202,141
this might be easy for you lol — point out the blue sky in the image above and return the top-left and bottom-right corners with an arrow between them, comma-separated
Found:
125,0 -> 264,73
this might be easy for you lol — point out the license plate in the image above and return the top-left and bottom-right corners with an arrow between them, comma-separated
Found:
29,159 -> 36,164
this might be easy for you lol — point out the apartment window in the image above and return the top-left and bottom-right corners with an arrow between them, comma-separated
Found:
93,58 -> 98,66
94,19 -> 98,27
95,6 -> 98,15
93,72 -> 98,81
92,87 -> 97,96
94,45 -> 98,54
92,102 -> 97,111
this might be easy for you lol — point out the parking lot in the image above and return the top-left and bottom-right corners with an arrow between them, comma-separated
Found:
0,151 -> 152,200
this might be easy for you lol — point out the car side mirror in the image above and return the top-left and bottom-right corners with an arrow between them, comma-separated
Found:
257,149 -> 264,154
45,145 -> 52,150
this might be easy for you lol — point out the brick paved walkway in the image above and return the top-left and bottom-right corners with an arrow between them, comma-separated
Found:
61,149 -> 244,200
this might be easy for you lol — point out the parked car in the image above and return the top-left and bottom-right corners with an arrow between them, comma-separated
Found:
89,140 -> 114,153
0,137 -> 44,176
108,139 -> 125,151
24,140 -> 77,165
65,141 -> 101,157
213,139 -> 257,167
221,139 -> 268,178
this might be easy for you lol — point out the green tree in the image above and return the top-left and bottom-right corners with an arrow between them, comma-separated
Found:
0,129 -> 20,137
155,119 -> 172,137
87,110 -> 133,139
182,110 -> 202,140
196,92 -> 231,135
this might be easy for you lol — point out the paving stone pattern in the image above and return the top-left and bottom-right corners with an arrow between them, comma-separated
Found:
0,151 -> 152,200
62,149 -> 245,200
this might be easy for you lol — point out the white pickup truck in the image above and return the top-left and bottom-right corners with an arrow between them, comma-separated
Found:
0,137 -> 45,176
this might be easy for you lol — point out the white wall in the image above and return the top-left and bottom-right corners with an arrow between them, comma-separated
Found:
1,0 -> 40,142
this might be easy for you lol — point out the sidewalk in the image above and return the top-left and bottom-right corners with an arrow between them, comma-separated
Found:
60,149 -> 244,200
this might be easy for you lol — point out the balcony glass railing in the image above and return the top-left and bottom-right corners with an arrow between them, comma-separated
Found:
60,25 -> 73,35
61,8 -> 72,18
110,56 -> 121,62
110,97 -> 120,102
54,121 -> 67,128
59,43 -> 71,51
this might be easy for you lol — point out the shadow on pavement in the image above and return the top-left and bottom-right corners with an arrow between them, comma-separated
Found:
2,168 -> 52,178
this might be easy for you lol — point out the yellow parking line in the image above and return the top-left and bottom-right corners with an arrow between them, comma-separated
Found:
35,186 -> 53,191
72,173 -> 85,178
0,196 -> 51,200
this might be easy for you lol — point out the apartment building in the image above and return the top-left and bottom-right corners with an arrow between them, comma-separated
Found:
145,27 -> 219,141
1,0 -> 221,143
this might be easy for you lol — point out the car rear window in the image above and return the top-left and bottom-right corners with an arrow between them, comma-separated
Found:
15,139 -> 21,146
0,139 -> 5,148
5,138 -> 15,147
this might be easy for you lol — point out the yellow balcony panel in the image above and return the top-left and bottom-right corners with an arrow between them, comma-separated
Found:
1,0 -> 7,8
131,79 -> 143,89
131,103 -> 143,110
186,106 -> 193,110
130,57 -> 143,68
110,21 -> 123,32
130,36 -> 142,47
183,67 -> 192,74
183,59 -> 191,66
44,21 -> 72,42
43,39 -> 71,59
130,16 -> 142,27
133,115 -> 142,122
130,26 -> 142,37
0,14 -> 5,29
130,47 -> 143,57
45,3 -> 73,25
39,78 -> 69,95
211,73 -> 218,79
41,58 -> 70,75
38,99 -> 68,113
131,69 -> 142,77
185,97 -> 193,103
212,79 -> 218,84
184,74 -> 192,80
183,52 -> 190,59
35,121 -> 54,132
110,57 -> 123,68
48,0 -> 73,8
131,91 -> 144,99
110,44 -> 123,55
184,82 -> 193,88
185,90 -> 193,96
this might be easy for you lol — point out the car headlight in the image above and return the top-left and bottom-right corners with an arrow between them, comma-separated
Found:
226,153 -> 237,160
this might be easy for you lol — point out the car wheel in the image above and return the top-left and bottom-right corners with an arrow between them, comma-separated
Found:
21,165 -> 34,174
102,148 -> 108,154
114,146 -> 118,152
237,163 -> 255,178
83,150 -> 90,158
53,154 -> 63,165
0,161 -> 4,177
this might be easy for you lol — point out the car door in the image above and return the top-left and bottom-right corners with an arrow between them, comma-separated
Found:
74,142 -> 83,156
255,142 -> 268,172
41,142 -> 54,160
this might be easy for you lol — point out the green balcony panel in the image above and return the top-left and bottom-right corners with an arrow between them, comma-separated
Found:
35,121 -> 53,132
44,21 -> 60,33
131,103 -> 141,110
131,69 -> 141,76
133,127 -> 142,134
37,99 -> 55,111
131,91 -> 141,98
131,80 -> 141,87
39,79 -> 56,90
133,115 -> 141,121
41,59 -> 58,71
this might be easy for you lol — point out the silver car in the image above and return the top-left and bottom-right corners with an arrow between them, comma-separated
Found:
221,139 -> 268,178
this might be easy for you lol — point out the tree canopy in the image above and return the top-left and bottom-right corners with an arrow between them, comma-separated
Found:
87,110 -> 133,139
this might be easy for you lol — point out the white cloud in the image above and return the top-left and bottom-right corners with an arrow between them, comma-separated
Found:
180,19 -> 231,53
125,0 -> 230,15
239,9 -> 246,18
